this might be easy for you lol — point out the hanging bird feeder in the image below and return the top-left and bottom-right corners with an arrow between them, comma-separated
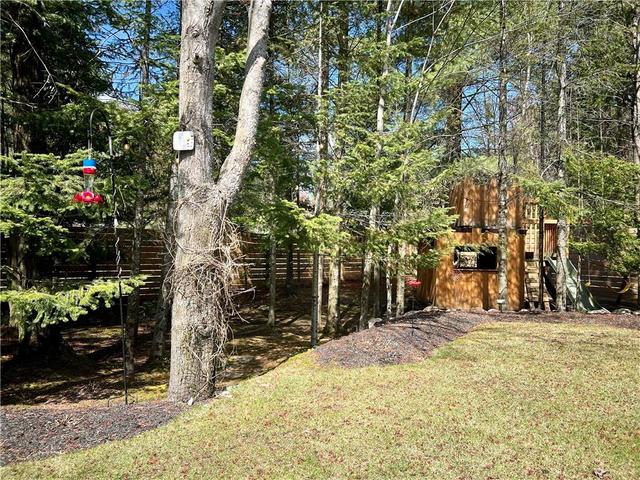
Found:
73,157 -> 104,204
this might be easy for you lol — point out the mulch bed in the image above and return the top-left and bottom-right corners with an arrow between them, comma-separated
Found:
314,309 -> 640,368
0,401 -> 187,466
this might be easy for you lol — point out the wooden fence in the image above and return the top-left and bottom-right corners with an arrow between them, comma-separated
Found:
52,229 -> 166,300
239,235 -> 363,287
2,227 -> 636,307
569,253 -> 639,306
1,229 -> 364,301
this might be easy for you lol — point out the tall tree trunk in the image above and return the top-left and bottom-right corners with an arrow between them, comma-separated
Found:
496,0 -> 510,310
394,51 -> 413,318
538,59 -> 547,309
633,4 -> 640,308
324,0 -> 349,335
311,251 -> 323,345
325,251 -> 340,336
311,0 -> 328,346
385,245 -> 393,319
141,0 -> 152,88
267,234 -> 276,327
1,85 -> 7,156
149,0 -> 182,366
361,0 -> 399,328
359,204 -> 377,329
125,0 -> 153,375
634,5 -> 640,166
125,197 -> 143,377
285,242 -> 294,295
555,0 -> 569,312
395,241 -> 406,316
7,236 -> 28,340
169,0 -> 271,403
372,261 -> 381,317
394,46 -> 421,317
445,82 -> 463,163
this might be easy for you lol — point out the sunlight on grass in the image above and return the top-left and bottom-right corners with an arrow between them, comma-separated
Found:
3,322 -> 639,479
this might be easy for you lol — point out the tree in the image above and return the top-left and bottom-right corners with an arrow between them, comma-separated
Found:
323,0 -> 350,337
634,3 -> 640,306
358,0 -> 401,329
0,0 -> 111,155
0,151 -> 143,357
634,4 -> 640,167
554,0 -> 569,312
311,0 -> 329,347
168,0 -> 272,403
496,0 -> 510,310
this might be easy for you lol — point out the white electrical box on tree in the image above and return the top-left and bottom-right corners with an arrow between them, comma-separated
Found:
172,131 -> 195,151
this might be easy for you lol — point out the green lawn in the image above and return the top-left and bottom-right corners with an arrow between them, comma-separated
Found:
4,321 -> 639,479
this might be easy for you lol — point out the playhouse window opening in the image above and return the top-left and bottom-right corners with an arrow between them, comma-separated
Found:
453,246 -> 498,270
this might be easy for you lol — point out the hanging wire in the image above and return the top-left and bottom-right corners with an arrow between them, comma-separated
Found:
89,109 -> 129,405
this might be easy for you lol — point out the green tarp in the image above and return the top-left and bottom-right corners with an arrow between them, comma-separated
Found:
545,257 -> 608,313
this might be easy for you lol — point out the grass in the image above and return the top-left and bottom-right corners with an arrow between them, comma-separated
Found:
3,321 -> 639,479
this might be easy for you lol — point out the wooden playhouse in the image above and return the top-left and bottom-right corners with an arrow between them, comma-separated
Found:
416,178 -> 528,310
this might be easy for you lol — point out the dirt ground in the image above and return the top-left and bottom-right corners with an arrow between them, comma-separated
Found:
0,285 -> 361,406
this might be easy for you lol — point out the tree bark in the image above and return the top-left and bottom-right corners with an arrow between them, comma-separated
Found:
311,0 -> 328,346
267,234 -> 276,327
538,59 -> 547,310
325,251 -> 340,336
311,250 -> 323,346
395,241 -> 406,317
149,159 -> 178,365
360,0 -> 399,328
323,0 -> 349,335
394,43 -> 414,318
169,0 -> 271,403
496,0 -> 509,310
444,82 -> 463,163
633,4 -> 639,166
385,245 -> 393,319
141,0 -> 152,88
633,4 -> 640,308
359,204 -> 378,329
7,236 -> 28,339
125,196 -> 143,377
372,261 -> 381,318
555,0 -> 569,312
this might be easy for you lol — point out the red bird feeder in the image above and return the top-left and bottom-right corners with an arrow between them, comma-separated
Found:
73,157 -> 103,204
